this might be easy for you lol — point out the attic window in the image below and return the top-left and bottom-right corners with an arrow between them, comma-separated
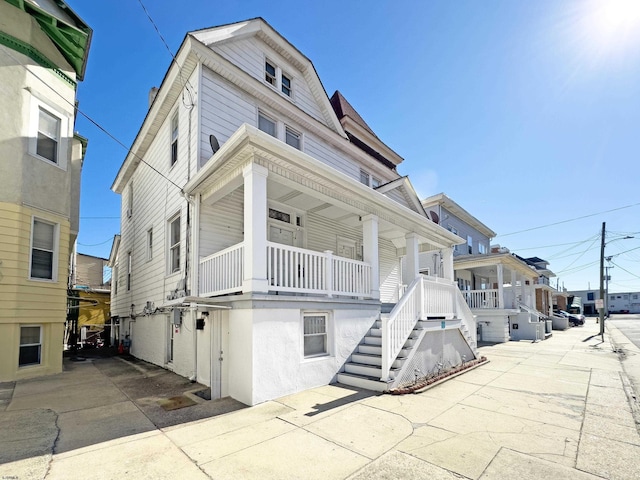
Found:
281,73 -> 292,96
265,61 -> 276,86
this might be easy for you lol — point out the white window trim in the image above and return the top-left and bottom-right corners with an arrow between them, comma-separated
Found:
258,110 -> 278,138
301,312 -> 332,360
268,201 -> 306,248
28,96 -> 69,170
127,251 -> 132,291
28,217 -> 59,282
285,125 -> 302,150
167,214 -> 181,275
264,57 -> 295,101
147,228 -> 153,261
19,325 -> 42,367
127,181 -> 133,219
170,109 -> 179,167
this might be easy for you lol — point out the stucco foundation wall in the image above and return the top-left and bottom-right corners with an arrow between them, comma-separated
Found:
227,311 -> 254,405
248,306 -> 377,405
476,312 -> 510,343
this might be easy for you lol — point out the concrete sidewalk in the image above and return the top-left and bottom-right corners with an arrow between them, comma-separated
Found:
1,319 -> 639,480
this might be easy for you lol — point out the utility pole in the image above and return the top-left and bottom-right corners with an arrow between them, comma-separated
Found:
599,222 -> 606,340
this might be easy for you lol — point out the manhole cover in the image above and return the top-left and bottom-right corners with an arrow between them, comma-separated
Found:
158,395 -> 197,411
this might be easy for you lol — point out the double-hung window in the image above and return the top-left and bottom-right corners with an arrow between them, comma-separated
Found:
30,219 -> 57,280
147,228 -> 153,261
281,73 -> 292,96
169,216 -> 181,273
258,112 -> 277,137
265,61 -> 277,86
303,314 -> 328,357
19,326 -> 42,366
127,251 -> 132,291
467,235 -> 473,254
170,110 -> 179,166
265,60 -> 293,98
37,108 -> 60,163
285,126 -> 300,149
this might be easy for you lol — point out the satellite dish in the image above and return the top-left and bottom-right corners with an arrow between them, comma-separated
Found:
430,210 -> 439,223
209,134 -> 220,154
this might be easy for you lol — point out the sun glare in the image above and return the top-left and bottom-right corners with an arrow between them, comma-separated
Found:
585,0 -> 640,51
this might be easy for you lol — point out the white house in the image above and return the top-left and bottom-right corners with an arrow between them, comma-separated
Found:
109,18 -> 478,406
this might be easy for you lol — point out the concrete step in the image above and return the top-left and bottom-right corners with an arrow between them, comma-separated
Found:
351,353 -> 404,369
336,373 -> 391,392
344,362 -> 397,380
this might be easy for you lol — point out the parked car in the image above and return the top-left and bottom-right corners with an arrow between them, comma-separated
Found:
555,310 -> 585,327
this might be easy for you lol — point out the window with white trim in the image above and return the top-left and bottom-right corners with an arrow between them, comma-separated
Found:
303,313 -> 328,357
479,243 -> 487,254
371,177 -> 381,188
467,235 -> 473,254
147,228 -> 153,261
281,72 -> 292,96
19,326 -> 42,367
37,108 -> 60,163
448,226 -> 458,252
113,264 -> 118,294
264,60 -> 293,99
258,111 -> 277,137
127,251 -> 132,291
30,218 -> 57,280
170,110 -> 179,166
360,169 -> 370,186
360,169 -> 381,188
285,126 -> 300,149
168,215 -> 181,274
127,181 -> 133,219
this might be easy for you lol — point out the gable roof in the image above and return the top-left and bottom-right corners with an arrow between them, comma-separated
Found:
330,90 -> 403,169
422,193 -> 497,239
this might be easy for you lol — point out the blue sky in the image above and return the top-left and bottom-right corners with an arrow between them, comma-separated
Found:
72,0 -> 640,292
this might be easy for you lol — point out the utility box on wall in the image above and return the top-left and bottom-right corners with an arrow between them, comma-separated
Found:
172,309 -> 182,325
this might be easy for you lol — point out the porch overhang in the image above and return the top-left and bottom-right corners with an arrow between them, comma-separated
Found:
454,253 -> 538,280
184,124 -> 462,250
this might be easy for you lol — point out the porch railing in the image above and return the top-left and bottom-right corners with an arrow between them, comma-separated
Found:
381,275 -> 476,381
199,241 -> 372,298
267,242 -> 371,297
199,243 -> 244,297
463,289 -> 499,309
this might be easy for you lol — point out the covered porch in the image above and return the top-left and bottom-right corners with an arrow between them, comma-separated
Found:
184,125 -> 461,302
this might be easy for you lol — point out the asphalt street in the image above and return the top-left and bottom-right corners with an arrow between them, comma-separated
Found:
609,314 -> 640,349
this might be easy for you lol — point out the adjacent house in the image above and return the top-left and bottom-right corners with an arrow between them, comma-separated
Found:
109,18 -> 478,406
0,0 -> 91,381
68,252 -> 111,348
570,289 -> 640,315
420,194 -> 551,342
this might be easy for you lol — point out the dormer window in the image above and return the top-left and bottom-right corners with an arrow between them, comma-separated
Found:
265,61 -> 276,86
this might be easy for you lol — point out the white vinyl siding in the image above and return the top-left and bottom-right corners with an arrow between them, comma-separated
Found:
199,192 -> 244,258
170,110 -> 179,166
440,207 -> 491,258
147,228 -> 153,261
29,218 -> 58,281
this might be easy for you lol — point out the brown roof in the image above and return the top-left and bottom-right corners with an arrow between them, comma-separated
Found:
330,91 -> 378,139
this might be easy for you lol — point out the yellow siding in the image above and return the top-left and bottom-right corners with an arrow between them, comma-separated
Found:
0,202 -> 70,380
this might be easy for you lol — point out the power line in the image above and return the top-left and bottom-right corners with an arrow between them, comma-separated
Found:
611,260 -> 640,280
78,238 -> 115,247
497,202 -> 640,237
0,43 -> 185,193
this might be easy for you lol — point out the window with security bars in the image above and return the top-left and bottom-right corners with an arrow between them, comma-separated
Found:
303,314 -> 328,357
19,326 -> 41,366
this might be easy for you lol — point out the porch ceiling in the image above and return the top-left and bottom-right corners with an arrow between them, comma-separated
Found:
187,124 -> 462,249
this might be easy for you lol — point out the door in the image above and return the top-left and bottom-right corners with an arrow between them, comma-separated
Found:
336,237 -> 357,259
210,310 -> 228,399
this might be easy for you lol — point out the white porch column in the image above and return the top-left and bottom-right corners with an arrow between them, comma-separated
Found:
442,247 -> 454,281
405,233 -> 419,283
497,264 -> 504,309
519,274 -> 526,306
362,215 -> 379,300
242,163 -> 269,293
510,269 -> 517,308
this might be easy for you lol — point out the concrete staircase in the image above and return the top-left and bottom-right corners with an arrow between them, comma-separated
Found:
337,317 -> 412,392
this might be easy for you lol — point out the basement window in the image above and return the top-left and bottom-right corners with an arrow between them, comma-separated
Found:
303,314 -> 328,358
19,326 -> 42,367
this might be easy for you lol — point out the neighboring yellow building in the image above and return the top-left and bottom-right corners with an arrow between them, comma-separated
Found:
0,0 -> 91,381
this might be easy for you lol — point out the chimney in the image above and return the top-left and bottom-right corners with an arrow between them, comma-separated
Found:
148,87 -> 159,108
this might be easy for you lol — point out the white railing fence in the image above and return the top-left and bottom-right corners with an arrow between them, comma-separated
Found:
381,275 -> 478,381
463,289 -> 499,309
199,243 -> 244,296
267,242 -> 371,297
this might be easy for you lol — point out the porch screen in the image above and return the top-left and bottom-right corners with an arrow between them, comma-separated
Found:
303,315 -> 327,357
